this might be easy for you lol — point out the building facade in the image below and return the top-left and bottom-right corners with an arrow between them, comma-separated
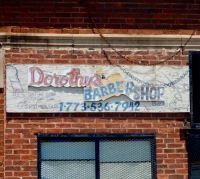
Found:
0,1 -> 200,179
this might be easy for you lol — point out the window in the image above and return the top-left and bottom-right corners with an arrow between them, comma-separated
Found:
189,52 -> 200,127
188,134 -> 200,179
38,134 -> 156,179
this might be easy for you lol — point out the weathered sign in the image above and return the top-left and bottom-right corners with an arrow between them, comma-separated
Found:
6,64 -> 189,113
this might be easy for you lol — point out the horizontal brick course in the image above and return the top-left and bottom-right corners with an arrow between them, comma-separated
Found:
4,48 -> 190,66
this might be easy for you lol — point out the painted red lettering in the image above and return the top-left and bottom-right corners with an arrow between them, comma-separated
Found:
60,75 -> 68,86
53,73 -> 61,86
29,67 -> 102,88
29,67 -> 44,85
92,74 -> 102,87
67,68 -> 79,87
44,75 -> 53,86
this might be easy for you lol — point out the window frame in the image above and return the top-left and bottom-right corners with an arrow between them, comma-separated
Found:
37,133 -> 156,179
189,51 -> 200,127
188,134 -> 200,179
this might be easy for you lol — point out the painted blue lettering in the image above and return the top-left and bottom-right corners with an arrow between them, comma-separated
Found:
150,87 -> 157,100
116,81 -> 124,93
141,87 -> 149,100
157,87 -> 164,100
84,88 -> 92,100
126,81 -> 134,93
107,83 -> 116,94
100,86 -> 109,97
133,87 -> 140,100
93,88 -> 102,100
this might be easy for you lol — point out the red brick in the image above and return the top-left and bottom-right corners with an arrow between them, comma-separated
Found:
165,169 -> 175,174
12,54 -> 28,58
168,154 -> 184,158
5,166 -> 20,171
29,54 -> 44,58
159,128 -> 174,133
46,118 -> 62,123
127,119 -> 143,123
168,164 -> 183,168
5,134 -> 21,139
113,119 -> 127,123
37,50 -> 53,54
6,124 -> 21,128
157,144 -> 167,148
157,164 -> 167,169
128,29 -> 163,35
135,113 -> 151,117
63,118 -> 78,123
163,30 -> 180,34
54,50 -> 69,54
88,113 -> 104,118
21,49 -> 35,54
14,150 -> 30,155
157,139 -> 164,143
121,123 -> 135,128
46,129 -> 62,133
21,59 -> 38,64
30,128 -> 46,134
0,27 -> 11,33
157,169 -> 164,174
169,175 -> 184,179
63,129 -> 80,133
13,139 -> 29,144
5,172 -> 12,176
168,144 -> 183,148
164,139 -> 174,143
136,124 -> 151,128
45,29 -> 62,33
72,124 -> 88,128
14,171 -> 31,176
71,113 -> 87,117
96,129 -> 110,133
105,124 -> 120,128
176,159 -> 187,163
176,169 -> 188,174
62,29 -> 80,34
112,129 -> 127,133
71,60 -> 86,64
153,123 -> 168,128
5,48 -> 20,53
164,159 -> 175,163
89,124 -> 105,128
79,129 -> 95,133
5,155 -> 20,160
142,128 -> 158,133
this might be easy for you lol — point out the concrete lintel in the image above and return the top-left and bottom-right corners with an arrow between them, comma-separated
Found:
0,33 -> 199,39
0,33 -> 200,50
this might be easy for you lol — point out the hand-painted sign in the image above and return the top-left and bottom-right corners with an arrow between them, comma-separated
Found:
28,66 -> 165,102
6,64 -> 189,113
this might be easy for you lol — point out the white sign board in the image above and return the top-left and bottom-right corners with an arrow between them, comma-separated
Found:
6,64 -> 189,113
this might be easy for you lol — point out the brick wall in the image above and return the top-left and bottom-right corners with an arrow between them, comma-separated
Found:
0,90 -> 4,179
4,48 -> 188,65
0,0 -> 199,30
5,113 -> 189,179
3,47 -> 190,179
0,0 -> 198,178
